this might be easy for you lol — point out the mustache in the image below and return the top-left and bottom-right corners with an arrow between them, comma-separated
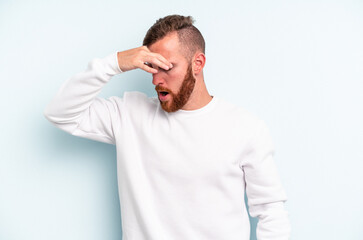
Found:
155,85 -> 171,92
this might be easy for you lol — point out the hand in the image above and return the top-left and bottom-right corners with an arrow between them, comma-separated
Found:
117,46 -> 173,74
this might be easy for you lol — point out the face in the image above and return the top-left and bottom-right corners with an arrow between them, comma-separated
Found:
155,63 -> 196,112
148,33 -> 196,113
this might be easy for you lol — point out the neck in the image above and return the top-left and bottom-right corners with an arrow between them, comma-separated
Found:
181,75 -> 213,111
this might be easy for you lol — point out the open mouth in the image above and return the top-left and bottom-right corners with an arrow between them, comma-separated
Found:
158,91 -> 170,101
160,91 -> 169,96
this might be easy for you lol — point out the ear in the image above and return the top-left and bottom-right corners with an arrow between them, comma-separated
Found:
192,52 -> 206,75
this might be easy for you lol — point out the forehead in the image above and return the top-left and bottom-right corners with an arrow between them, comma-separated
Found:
148,32 -> 185,62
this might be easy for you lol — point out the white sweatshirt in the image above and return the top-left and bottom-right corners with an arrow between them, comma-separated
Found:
43,52 -> 291,240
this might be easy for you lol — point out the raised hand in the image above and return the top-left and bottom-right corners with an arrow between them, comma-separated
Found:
117,46 -> 173,74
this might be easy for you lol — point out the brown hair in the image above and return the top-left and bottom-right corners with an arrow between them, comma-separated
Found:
143,15 -> 205,61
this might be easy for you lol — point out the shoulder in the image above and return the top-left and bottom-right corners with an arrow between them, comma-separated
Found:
121,91 -> 159,116
215,96 -> 265,128
123,91 -> 158,106
213,97 -> 272,154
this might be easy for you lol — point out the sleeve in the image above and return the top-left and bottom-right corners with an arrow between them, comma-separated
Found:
43,52 -> 123,145
240,120 -> 291,240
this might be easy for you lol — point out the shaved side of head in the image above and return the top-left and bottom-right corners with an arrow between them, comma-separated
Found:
143,15 -> 205,62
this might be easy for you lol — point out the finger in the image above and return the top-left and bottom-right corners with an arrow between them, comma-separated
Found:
141,47 -> 172,70
147,56 -> 171,71
156,54 -> 173,69
140,62 -> 158,74
142,46 -> 173,68
147,52 -> 173,69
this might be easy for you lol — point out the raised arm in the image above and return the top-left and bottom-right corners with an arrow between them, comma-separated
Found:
43,47 -> 172,144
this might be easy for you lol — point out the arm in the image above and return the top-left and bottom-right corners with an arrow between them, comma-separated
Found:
240,120 -> 291,239
43,47 -> 172,144
43,52 -> 123,144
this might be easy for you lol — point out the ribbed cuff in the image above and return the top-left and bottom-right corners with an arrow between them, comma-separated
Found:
102,51 -> 123,76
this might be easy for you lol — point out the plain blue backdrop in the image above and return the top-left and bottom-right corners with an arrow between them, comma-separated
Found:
0,0 -> 362,239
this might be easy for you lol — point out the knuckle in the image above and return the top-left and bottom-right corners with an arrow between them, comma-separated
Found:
141,46 -> 149,52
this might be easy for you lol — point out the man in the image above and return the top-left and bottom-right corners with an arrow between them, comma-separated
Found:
44,15 -> 291,240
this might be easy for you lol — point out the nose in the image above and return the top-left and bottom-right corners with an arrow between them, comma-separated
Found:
152,72 -> 165,86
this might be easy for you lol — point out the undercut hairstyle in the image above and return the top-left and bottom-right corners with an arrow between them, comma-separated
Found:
143,15 -> 205,61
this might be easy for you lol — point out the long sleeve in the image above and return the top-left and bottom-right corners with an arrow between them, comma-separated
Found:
43,52 -> 123,145
240,120 -> 291,239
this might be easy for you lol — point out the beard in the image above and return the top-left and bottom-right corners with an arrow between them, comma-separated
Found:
155,63 -> 196,113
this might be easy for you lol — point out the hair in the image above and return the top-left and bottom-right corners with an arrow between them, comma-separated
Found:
143,15 -> 205,61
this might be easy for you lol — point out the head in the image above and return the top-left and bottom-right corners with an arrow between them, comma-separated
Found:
143,15 -> 207,112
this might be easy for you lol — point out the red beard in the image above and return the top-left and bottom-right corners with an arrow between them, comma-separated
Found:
155,63 -> 196,113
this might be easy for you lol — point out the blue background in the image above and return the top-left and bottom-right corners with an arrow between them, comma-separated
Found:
1,0 -> 362,239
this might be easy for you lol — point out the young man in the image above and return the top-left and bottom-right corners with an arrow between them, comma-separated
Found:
44,15 -> 291,240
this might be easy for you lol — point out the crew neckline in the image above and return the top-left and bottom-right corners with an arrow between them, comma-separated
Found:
167,95 -> 218,117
